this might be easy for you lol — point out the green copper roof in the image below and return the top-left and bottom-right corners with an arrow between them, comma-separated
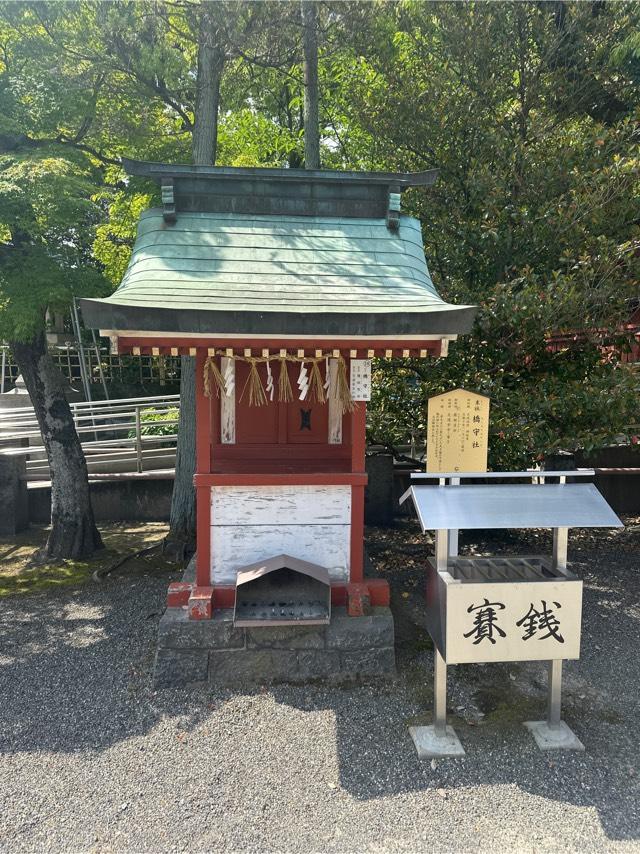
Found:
81,209 -> 475,337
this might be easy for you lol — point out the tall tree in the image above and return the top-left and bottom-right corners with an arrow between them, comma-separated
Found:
192,2 -> 226,166
301,0 -> 320,168
0,147 -> 105,559
164,0 -> 228,560
161,0 -> 291,557
0,4 -> 111,559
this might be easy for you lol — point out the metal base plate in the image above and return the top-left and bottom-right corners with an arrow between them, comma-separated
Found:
409,725 -> 465,759
524,720 -> 585,751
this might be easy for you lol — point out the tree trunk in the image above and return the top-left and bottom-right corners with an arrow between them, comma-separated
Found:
301,0 -> 320,169
164,354 -> 197,561
191,1 -> 225,167
11,332 -> 103,560
164,0 -> 225,560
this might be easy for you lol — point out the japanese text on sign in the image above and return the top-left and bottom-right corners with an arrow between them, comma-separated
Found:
464,598 -> 565,646
443,580 -> 582,664
426,389 -> 490,473
350,359 -> 372,401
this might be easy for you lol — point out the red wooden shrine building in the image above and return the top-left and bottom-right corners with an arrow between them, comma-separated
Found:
82,160 -> 474,627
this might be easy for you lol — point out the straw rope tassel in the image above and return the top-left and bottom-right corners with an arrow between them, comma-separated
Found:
204,351 -> 354,409
203,356 -> 226,398
240,357 -> 268,407
309,359 -> 326,405
333,356 -> 355,414
278,357 -> 293,402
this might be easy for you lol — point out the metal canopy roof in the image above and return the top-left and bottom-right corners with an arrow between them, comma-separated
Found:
235,553 -> 331,587
81,210 -> 475,337
402,484 -> 623,531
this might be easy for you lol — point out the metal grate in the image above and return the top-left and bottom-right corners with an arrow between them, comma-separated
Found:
233,559 -> 331,627
235,597 -> 329,625
444,555 -> 559,582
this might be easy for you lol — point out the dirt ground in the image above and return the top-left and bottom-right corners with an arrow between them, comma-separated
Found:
0,522 -> 175,598
0,518 -> 638,852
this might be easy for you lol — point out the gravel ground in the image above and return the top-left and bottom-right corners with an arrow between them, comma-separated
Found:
0,525 -> 639,853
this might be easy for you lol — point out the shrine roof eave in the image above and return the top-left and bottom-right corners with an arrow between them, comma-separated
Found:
81,208 -> 476,344
122,158 -> 439,188
79,300 -> 476,340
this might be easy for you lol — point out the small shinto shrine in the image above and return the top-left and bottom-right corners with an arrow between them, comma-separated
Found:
81,160 -> 474,686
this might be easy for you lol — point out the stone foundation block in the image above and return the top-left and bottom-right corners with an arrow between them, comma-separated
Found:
154,648 -> 209,688
154,602 -> 396,688
340,646 -> 396,677
297,650 -> 341,679
246,625 -> 325,650
158,607 -> 244,649
209,649 -> 298,684
326,608 -> 394,650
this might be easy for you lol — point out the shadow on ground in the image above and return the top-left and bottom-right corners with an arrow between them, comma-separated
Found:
0,523 -> 638,847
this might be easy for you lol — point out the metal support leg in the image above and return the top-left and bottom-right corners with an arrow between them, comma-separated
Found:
408,525 -> 466,759
524,658 -> 584,751
434,648 -> 447,736
434,529 -> 449,571
448,477 -> 460,557
547,660 -> 562,729
408,646 -> 465,759
553,527 -> 568,574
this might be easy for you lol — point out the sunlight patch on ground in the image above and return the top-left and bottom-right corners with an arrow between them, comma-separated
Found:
0,522 -> 173,598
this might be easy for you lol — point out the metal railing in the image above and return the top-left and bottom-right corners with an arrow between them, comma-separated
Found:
0,394 -> 179,481
1,342 -> 182,394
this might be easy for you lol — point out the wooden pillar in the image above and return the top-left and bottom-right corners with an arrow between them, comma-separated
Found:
195,350 -> 212,590
349,402 -> 366,583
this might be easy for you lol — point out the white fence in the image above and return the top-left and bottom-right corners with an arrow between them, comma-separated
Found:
0,394 -> 179,482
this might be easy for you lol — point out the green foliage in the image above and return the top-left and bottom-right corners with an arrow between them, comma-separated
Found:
132,407 -> 180,438
0,148 -> 108,340
217,109 -> 303,167
93,190 -> 153,286
1,0 -> 638,463
336,1 -> 640,464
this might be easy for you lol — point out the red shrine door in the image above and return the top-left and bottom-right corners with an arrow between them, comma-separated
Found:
234,362 -> 328,444
213,361 -> 351,473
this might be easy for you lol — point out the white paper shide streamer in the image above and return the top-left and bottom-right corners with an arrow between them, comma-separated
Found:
223,359 -> 235,397
297,362 -> 309,401
265,359 -> 275,401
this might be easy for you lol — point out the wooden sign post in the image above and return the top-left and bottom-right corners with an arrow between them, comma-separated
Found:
426,389 -> 490,558
426,389 -> 490,474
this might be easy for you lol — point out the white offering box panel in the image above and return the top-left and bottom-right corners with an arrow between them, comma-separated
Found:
210,485 -> 351,585
444,579 -> 582,664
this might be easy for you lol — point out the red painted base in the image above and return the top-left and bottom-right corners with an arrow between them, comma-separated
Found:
346,583 -> 371,617
361,579 -> 390,607
188,586 -> 214,620
167,582 -> 193,608
169,579 -> 391,615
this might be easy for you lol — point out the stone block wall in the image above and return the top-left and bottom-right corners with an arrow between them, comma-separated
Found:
154,606 -> 395,689
0,456 -> 28,536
